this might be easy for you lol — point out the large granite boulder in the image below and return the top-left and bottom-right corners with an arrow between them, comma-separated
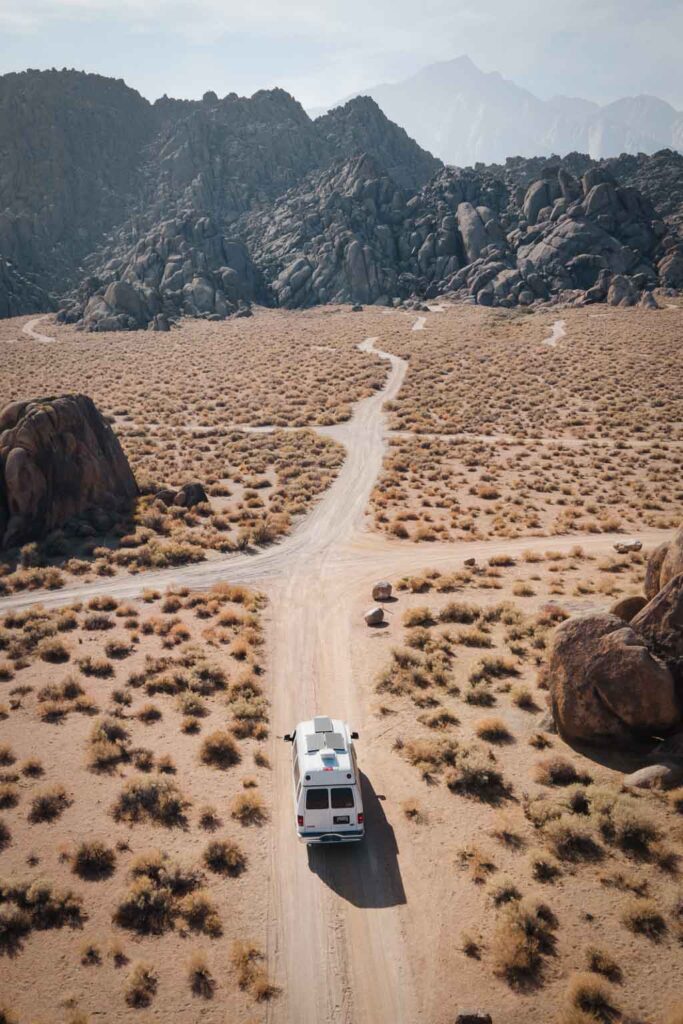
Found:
548,612 -> 679,743
645,524 -> 683,598
0,394 -> 138,548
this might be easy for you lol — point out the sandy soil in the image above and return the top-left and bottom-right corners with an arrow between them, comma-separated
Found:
1,304 -> 681,1024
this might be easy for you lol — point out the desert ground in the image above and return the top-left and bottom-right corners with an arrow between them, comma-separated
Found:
1,301 -> 682,1024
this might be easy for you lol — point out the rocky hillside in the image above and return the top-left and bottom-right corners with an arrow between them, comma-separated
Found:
233,156 -> 678,311
1,68 -> 681,324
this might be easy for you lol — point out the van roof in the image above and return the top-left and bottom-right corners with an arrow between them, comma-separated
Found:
294,717 -> 356,785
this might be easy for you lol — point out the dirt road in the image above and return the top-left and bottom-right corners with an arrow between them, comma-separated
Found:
0,326 -> 674,1024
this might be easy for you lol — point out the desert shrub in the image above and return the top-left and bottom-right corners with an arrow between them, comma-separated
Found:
599,799 -> 661,858
231,791 -> 267,825
199,805 -> 220,830
179,890 -> 222,936
72,839 -> 116,880
585,946 -> 622,983
546,815 -> 603,863
529,849 -> 562,883
104,637 -> 133,659
0,879 -> 84,954
511,685 -> 537,710
137,703 -> 162,723
177,692 -> 207,717
83,613 -> 115,631
439,601 -> 479,624
0,819 -> 10,850
188,950 -> 215,998
492,898 -> 557,989
125,962 -> 157,1008
88,717 -> 130,770
115,851 -> 207,935
113,777 -> 189,827
534,756 -> 592,787
0,784 -> 19,810
230,940 -> 277,1000
80,939 -> 102,965
403,606 -> 434,628
203,839 -> 247,876
200,731 -> 240,769
37,637 -> 70,663
475,717 -> 513,744
446,746 -> 511,804
470,656 -> 519,683
0,744 -> 15,767
29,784 -> 72,823
621,898 -> 667,941
488,875 -> 522,907
78,655 -> 113,678
562,971 -> 619,1024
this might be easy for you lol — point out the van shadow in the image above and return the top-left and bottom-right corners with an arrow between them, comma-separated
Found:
306,772 -> 406,909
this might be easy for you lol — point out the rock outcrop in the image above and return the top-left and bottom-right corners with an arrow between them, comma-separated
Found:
549,528 -> 683,745
644,522 -> 683,599
548,612 -> 679,744
0,395 -> 138,548
0,68 -> 680,324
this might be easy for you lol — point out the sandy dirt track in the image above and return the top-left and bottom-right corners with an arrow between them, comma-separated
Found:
0,325 -> 676,1024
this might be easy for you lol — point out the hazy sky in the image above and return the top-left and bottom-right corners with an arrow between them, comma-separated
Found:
0,0 -> 681,109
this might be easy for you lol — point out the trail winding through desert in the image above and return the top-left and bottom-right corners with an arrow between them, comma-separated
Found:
0,321 -> 675,1024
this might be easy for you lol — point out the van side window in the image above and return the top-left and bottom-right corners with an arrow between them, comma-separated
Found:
330,787 -> 354,809
305,788 -> 329,810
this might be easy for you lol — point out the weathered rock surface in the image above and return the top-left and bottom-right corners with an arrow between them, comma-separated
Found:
610,594 -> 648,623
644,523 -> 683,598
548,612 -> 680,743
631,573 -> 683,659
0,394 -> 138,548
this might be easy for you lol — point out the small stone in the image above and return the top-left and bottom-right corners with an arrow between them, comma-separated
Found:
372,581 -> 392,601
464,557 -> 476,567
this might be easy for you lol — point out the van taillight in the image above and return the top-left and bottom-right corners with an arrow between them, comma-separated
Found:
297,815 -> 304,827
357,813 -> 364,825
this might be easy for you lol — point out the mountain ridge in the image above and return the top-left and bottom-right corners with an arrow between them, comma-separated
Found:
317,55 -> 683,167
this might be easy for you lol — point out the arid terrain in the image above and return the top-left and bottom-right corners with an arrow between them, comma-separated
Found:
1,301 -> 682,1024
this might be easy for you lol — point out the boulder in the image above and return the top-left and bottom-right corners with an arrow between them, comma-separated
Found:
610,595 -> 648,623
372,581 -> 393,601
645,541 -> 670,600
364,606 -> 385,626
660,523 -> 683,591
174,482 -> 208,508
0,394 -> 138,548
548,613 -> 679,743
623,763 -> 683,790
631,573 -> 683,658
614,539 -> 642,553
645,524 -> 683,598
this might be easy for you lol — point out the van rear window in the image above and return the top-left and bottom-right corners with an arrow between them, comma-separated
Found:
331,787 -> 354,809
305,788 -> 329,810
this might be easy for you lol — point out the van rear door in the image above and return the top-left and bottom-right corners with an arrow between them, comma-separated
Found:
329,786 -> 356,830
303,787 -> 331,833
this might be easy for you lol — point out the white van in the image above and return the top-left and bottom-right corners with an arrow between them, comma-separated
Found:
284,716 -> 364,844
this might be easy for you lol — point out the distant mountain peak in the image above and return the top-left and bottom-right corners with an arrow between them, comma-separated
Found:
323,57 -> 682,167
